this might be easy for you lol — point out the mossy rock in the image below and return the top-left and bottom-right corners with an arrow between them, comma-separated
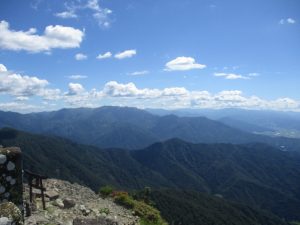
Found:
0,202 -> 23,225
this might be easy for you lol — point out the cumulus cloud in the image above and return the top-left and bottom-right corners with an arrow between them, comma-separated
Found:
100,81 -> 299,111
75,53 -> 88,60
0,65 -> 299,112
214,90 -> 245,102
165,57 -> 206,71
103,81 -> 150,97
0,63 -> 61,100
279,18 -> 296,25
129,70 -> 149,76
214,73 -> 250,80
271,98 -> 299,109
115,49 -> 136,59
67,83 -> 85,95
39,88 -> 62,100
68,75 -> 88,80
103,81 -> 190,99
0,64 -> 7,72
0,20 -> 84,53
0,70 -> 48,96
96,51 -> 112,59
162,87 -> 188,96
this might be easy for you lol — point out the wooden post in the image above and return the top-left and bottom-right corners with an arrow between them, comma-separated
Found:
25,170 -> 47,210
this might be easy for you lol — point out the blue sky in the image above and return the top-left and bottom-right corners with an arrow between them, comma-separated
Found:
0,0 -> 299,112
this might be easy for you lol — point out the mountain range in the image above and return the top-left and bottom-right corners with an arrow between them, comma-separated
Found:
1,127 -> 300,222
1,106 -> 300,151
2,106 -> 300,224
147,108 -> 300,138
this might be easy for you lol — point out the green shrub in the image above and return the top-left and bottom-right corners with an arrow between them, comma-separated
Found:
99,185 -> 114,197
113,190 -> 167,225
114,192 -> 135,208
99,207 -> 110,214
134,201 -> 161,222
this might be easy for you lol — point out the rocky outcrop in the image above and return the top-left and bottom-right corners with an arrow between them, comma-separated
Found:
0,202 -> 23,225
24,179 -> 140,225
0,146 -> 23,225
0,147 -> 23,210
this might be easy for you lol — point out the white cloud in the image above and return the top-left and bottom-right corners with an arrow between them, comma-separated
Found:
103,81 -> 145,97
162,87 -> 188,96
0,20 -> 84,53
75,53 -> 88,60
67,83 -> 85,95
0,65 -> 299,112
102,81 -> 189,99
165,56 -> 206,71
129,70 -> 149,76
93,9 -> 113,28
279,18 -> 296,25
39,88 -> 62,100
55,0 -> 113,28
214,90 -> 245,102
270,98 -> 299,109
55,11 -> 78,19
0,70 -> 48,96
115,49 -> 136,59
0,64 -> 7,72
96,51 -> 112,59
86,0 -> 113,27
15,96 -> 29,101
0,63 -> 61,99
100,81 -> 300,111
68,75 -> 88,80
287,18 -> 296,24
86,0 -> 101,11
214,73 -> 250,80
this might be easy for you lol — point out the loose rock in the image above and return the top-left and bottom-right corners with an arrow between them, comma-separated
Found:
45,190 -> 59,201
53,198 -> 64,208
63,198 -> 76,209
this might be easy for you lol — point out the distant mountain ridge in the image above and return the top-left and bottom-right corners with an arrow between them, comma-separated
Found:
147,108 -> 300,138
1,106 -> 300,151
1,127 -> 300,221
